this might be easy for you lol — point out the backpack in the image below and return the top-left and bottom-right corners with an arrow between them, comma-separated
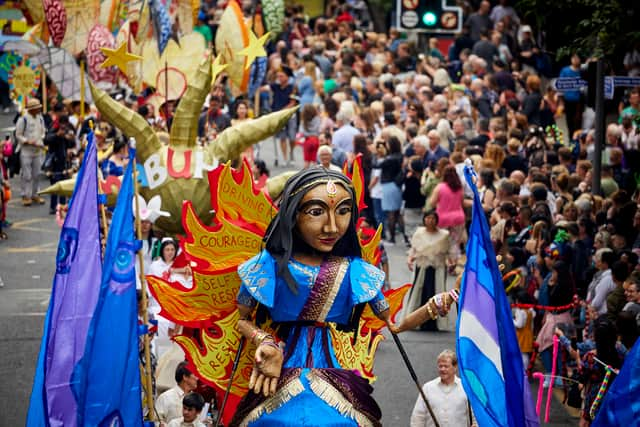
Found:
8,114 -> 23,177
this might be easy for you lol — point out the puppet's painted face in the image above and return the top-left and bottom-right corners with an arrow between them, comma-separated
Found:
295,182 -> 352,253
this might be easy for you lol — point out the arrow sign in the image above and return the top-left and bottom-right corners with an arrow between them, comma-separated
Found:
552,77 -> 588,91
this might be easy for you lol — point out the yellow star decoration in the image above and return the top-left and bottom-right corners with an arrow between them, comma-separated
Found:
211,54 -> 229,85
237,31 -> 270,70
100,42 -> 143,74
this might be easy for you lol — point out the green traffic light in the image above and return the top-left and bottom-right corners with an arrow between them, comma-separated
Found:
422,11 -> 437,26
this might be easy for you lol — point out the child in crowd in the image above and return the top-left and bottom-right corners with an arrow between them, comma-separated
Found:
166,392 -> 207,427
513,290 -> 536,369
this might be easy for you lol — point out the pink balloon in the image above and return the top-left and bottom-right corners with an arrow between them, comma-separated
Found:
86,24 -> 117,84
44,0 -> 67,47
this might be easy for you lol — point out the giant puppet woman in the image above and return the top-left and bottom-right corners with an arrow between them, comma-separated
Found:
229,168 -> 453,426
230,168 -> 392,426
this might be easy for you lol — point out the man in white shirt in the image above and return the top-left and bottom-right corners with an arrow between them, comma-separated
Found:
331,110 -> 360,155
410,350 -> 476,427
587,248 -> 617,315
14,99 -> 46,206
156,362 -> 199,424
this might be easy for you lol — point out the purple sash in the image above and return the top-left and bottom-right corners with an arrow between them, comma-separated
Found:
298,256 -> 349,322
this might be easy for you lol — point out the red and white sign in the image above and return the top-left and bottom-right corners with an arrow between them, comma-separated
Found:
402,0 -> 419,10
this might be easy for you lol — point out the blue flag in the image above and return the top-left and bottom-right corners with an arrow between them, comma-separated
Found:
27,132 -> 102,427
592,339 -> 640,426
75,148 -> 143,426
456,165 -> 539,427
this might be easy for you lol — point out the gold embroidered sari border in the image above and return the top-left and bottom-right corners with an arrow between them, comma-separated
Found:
306,370 -> 375,427
318,258 -> 349,322
239,375 -> 305,427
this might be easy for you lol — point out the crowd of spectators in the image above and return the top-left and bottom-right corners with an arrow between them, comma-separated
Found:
2,1 -> 639,425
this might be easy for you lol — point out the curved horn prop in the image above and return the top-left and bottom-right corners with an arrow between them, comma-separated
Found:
208,106 -> 298,162
90,82 -> 161,162
265,171 -> 296,201
170,55 -> 212,147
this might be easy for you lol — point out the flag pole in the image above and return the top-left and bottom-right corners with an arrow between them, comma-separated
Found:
215,337 -> 245,427
389,332 -> 441,427
89,120 -> 110,247
42,69 -> 47,114
131,139 -> 156,421
80,60 -> 86,121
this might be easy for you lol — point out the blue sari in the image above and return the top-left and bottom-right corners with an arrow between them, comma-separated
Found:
232,250 -> 388,427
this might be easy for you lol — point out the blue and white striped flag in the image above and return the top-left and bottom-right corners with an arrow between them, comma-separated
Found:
456,164 -> 539,427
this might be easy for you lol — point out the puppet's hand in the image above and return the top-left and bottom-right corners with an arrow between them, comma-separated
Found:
249,340 -> 283,397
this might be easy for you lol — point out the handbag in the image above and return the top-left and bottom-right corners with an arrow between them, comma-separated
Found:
41,150 -> 55,172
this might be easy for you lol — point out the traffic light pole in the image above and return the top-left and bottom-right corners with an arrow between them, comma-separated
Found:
592,58 -> 604,196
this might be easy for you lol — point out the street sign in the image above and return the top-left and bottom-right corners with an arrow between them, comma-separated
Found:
396,0 -> 463,34
612,76 -> 640,87
604,76 -> 614,100
603,76 -> 640,100
552,77 -> 587,92
557,74 -> 639,101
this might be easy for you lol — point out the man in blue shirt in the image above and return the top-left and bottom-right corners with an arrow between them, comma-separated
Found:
559,53 -> 583,137
331,110 -> 360,156
261,67 -> 297,166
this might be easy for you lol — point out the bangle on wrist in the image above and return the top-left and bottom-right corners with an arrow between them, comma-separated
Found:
260,338 -> 282,352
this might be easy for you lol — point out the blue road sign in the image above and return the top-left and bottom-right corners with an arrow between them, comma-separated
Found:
612,76 -> 640,87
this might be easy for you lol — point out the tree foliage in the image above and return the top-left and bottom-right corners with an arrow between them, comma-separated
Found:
516,0 -> 640,60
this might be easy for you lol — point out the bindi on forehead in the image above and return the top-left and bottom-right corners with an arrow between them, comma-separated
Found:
301,182 -> 350,203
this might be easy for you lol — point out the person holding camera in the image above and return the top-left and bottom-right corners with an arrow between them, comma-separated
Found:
44,115 -> 76,214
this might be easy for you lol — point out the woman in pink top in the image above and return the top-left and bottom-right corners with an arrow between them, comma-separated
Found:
429,165 -> 466,258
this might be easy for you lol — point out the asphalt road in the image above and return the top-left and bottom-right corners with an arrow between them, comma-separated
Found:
0,110 -> 577,426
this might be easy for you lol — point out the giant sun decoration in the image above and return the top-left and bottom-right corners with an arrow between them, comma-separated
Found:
8,58 -> 41,103
146,158 -> 410,399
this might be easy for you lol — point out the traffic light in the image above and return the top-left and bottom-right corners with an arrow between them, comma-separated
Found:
396,0 -> 463,34
422,11 -> 437,27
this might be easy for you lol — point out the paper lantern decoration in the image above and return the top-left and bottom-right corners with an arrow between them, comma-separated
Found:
22,0 -> 45,24
99,0 -> 128,32
7,57 -> 41,103
86,24 -> 117,86
261,0 -> 284,37
174,0 -> 194,35
140,32 -> 206,92
215,1 -> 250,94
43,0 -> 67,47
149,0 -> 172,55
61,0 -> 100,56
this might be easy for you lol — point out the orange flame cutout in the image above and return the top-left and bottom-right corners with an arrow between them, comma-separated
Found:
358,224 -> 383,266
343,154 -> 367,211
361,285 -> 412,332
208,160 -> 276,236
330,322 -> 384,383
182,200 -> 263,274
175,310 -> 254,395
